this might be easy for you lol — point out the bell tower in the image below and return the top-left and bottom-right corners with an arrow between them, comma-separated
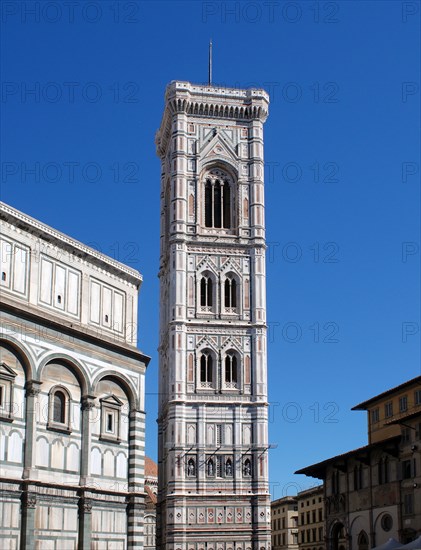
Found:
156,81 -> 270,550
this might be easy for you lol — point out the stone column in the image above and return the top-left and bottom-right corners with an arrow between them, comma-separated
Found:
23,380 -> 41,479
80,395 -> 96,487
20,490 -> 37,550
78,396 -> 95,549
127,408 -> 145,548
78,496 -> 92,550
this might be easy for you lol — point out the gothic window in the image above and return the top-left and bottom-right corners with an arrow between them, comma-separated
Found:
48,386 -> 71,432
358,531 -> 369,550
203,169 -> 233,229
200,351 -> 213,387
200,275 -> 213,308
100,395 -> 123,442
225,352 -> 238,388
224,276 -> 237,309
0,362 -> 17,421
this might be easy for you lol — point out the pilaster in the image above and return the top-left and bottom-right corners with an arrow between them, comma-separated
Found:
20,489 -> 37,550
127,408 -> 146,548
23,380 -> 41,480
78,495 -> 92,550
80,395 -> 96,486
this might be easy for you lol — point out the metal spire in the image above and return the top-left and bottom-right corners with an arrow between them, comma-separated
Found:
208,39 -> 212,85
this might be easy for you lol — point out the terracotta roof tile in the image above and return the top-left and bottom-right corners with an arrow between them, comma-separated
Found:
145,456 -> 158,478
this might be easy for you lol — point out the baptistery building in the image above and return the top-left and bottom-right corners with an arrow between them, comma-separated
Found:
0,201 -> 149,549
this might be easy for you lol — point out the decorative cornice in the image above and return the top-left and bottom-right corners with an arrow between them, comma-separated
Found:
156,80 -> 269,157
0,202 -> 143,287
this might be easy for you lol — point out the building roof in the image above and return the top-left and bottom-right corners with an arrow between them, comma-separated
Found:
295,436 -> 401,479
145,456 -> 158,478
0,201 -> 143,287
352,376 -> 421,410
271,495 -> 297,506
297,485 -> 324,498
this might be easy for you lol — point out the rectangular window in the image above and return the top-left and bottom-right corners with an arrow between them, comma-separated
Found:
371,408 -> 380,423
106,413 -> 114,433
402,459 -> 412,479
403,493 -> 414,515
378,459 -> 389,484
385,402 -> 393,418
402,427 -> 411,443
100,401 -> 121,441
415,389 -> 421,406
399,396 -> 408,412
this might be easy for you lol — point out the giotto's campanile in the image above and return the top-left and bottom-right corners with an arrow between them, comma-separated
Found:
156,80 -> 270,550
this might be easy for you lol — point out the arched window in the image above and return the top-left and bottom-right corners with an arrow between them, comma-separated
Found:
224,276 -> 237,309
53,391 -> 66,424
203,169 -> 233,229
200,275 -> 213,307
200,352 -> 213,387
48,386 -> 71,431
225,353 -> 238,387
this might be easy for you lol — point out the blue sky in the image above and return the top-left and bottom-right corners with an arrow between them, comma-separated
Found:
1,0 -> 420,497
